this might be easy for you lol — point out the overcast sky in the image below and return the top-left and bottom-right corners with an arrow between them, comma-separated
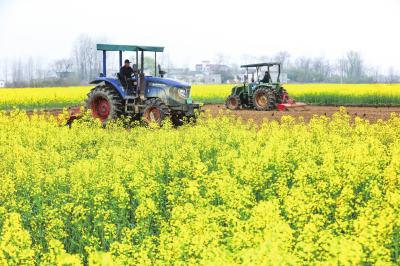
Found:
0,0 -> 399,72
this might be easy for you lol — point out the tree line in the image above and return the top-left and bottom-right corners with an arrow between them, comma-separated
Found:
1,35 -> 101,87
0,35 -> 399,87
276,51 -> 399,84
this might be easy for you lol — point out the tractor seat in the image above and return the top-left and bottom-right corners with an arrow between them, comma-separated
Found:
122,74 -> 139,96
117,73 -> 124,84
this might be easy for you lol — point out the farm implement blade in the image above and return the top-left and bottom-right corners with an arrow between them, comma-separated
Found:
64,107 -> 83,126
277,91 -> 307,111
277,101 -> 307,111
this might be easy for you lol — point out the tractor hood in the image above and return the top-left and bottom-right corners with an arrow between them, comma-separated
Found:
144,76 -> 189,88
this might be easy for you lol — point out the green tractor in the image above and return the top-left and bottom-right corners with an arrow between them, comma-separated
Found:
226,62 -> 305,111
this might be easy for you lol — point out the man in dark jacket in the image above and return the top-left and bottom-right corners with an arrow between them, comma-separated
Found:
260,71 -> 272,83
119,59 -> 137,93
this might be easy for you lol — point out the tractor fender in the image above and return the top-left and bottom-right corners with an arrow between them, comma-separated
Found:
256,85 -> 274,92
231,85 -> 245,96
89,77 -> 126,98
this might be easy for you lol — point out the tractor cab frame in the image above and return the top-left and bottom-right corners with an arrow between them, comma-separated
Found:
226,62 -> 305,111
242,62 -> 281,84
95,43 -> 166,100
85,43 -> 200,125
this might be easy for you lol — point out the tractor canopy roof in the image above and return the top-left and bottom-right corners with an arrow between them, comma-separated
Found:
240,62 -> 281,68
96,43 -> 164,52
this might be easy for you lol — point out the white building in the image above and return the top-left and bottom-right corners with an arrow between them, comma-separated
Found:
0,80 -> 5,88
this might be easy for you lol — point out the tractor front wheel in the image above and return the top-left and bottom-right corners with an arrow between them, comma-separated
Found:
252,88 -> 276,111
85,85 -> 123,123
142,98 -> 170,125
226,95 -> 241,110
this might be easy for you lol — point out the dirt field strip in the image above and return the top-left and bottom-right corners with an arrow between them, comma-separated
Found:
13,104 -> 400,124
203,105 -> 400,123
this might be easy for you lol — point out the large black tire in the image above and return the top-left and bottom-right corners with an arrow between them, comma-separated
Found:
85,85 -> 124,123
226,95 -> 241,110
252,88 -> 276,111
142,98 -> 170,125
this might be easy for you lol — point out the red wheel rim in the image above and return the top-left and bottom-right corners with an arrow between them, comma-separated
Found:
229,98 -> 238,109
145,107 -> 161,123
282,92 -> 289,103
91,96 -> 111,121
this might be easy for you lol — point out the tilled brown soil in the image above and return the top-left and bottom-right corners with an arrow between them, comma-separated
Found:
202,104 -> 400,123
17,105 -> 400,124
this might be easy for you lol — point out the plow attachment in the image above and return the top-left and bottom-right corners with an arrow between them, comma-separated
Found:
64,107 -> 83,126
277,102 -> 307,111
277,91 -> 308,111
277,96 -> 307,111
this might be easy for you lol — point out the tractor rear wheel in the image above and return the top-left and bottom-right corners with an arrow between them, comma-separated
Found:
226,95 -> 241,110
85,85 -> 124,123
142,98 -> 170,125
252,88 -> 276,111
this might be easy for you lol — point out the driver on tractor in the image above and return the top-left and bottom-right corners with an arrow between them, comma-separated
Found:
260,71 -> 272,83
119,59 -> 137,93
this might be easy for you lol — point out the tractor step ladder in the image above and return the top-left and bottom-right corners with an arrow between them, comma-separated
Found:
125,96 -> 137,113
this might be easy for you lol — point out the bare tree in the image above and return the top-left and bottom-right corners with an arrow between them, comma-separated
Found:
54,58 -> 73,73
3,57 -> 8,84
312,57 -> 331,82
387,67 -> 399,84
34,57 -> 45,83
73,34 -> 100,82
26,57 -> 34,87
11,58 -> 24,87
337,58 -> 348,84
274,51 -> 291,70
295,57 -> 312,82
367,66 -> 380,83
346,51 -> 364,82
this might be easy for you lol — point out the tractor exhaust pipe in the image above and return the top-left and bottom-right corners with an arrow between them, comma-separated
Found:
139,50 -> 145,100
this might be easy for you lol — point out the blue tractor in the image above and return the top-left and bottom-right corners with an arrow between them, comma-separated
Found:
86,43 -> 200,125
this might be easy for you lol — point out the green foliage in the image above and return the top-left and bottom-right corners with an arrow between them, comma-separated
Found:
0,110 -> 400,264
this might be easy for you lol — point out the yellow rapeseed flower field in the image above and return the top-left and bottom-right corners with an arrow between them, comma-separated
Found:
192,83 -> 400,105
0,109 -> 400,264
1,84 -> 400,109
0,86 -> 90,109
287,84 -> 400,105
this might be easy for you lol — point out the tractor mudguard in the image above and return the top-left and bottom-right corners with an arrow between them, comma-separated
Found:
89,77 -> 127,98
231,85 -> 245,96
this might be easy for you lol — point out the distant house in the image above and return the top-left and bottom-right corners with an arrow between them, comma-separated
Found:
195,61 -> 230,74
166,61 -> 234,84
0,80 -> 5,88
195,64 -> 203,72
203,74 -> 222,84
56,71 -> 75,79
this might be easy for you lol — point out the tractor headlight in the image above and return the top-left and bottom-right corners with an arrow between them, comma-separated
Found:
178,88 -> 187,98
